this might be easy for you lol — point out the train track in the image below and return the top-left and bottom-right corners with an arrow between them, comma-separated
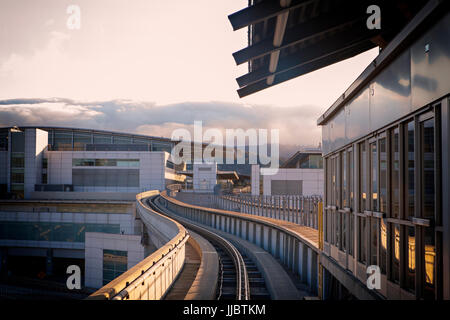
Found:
147,195 -> 270,300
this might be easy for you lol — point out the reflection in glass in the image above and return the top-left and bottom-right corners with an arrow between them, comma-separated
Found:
342,152 -> 347,207
370,217 -> 378,266
103,249 -> 128,285
421,118 -> 435,220
380,218 -> 387,273
73,132 -> 92,151
93,134 -> 112,144
405,226 -> 415,292
391,128 -> 400,218
349,150 -> 354,209
391,224 -> 400,283
421,118 -> 435,299
424,227 -> 435,298
406,121 -> 415,219
54,130 -> 73,151
360,142 -> 367,211
371,142 -> 378,211
358,217 -> 366,263
379,138 -> 387,213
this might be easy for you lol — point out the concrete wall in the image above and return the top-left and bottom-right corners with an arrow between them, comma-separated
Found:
262,168 -> 324,196
30,191 -> 137,201
193,163 -> 217,192
251,165 -> 260,195
85,232 -> 145,289
24,129 -> 48,198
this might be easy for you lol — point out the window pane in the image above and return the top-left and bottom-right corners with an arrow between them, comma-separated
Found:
391,224 -> 400,283
349,212 -> 354,256
11,153 -> 24,168
406,121 -> 415,219
113,136 -> 132,144
73,132 -> 92,151
379,138 -> 387,213
360,142 -> 367,212
405,226 -> 416,292
371,142 -> 378,211
380,218 -> 387,273
422,118 -> 435,220
370,217 -> 378,266
54,130 -> 72,151
342,152 -> 347,207
391,128 -> 400,219
421,117 -> 436,299
424,227 -> 435,298
349,150 -> 354,209
11,131 -> 25,152
358,216 -> 366,263
93,134 -> 112,144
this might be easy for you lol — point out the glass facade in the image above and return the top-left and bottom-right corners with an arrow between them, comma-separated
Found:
41,129 -> 174,152
73,132 -> 92,151
0,129 -> 7,151
323,103 -> 443,299
72,159 -> 139,167
72,169 -> 139,187
10,131 -> 25,199
0,221 -> 120,242
299,154 -> 324,169
53,130 -> 73,151
103,249 -> 127,285
113,136 -> 132,144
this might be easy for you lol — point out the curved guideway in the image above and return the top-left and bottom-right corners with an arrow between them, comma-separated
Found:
149,195 -> 301,300
148,196 -> 249,300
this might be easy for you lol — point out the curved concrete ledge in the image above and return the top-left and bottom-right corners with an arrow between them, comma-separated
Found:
183,230 -> 219,300
160,191 -> 320,295
87,190 -> 189,300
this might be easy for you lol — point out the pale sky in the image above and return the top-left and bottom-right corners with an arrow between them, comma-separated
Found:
0,0 -> 379,149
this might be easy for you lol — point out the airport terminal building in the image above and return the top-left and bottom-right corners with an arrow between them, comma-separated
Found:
318,6 -> 449,299
229,0 -> 449,299
0,126 -> 185,201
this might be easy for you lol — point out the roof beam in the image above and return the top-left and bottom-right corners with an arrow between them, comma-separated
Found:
228,0 -> 315,31
237,40 -> 375,98
236,22 -> 379,87
232,4 -> 366,65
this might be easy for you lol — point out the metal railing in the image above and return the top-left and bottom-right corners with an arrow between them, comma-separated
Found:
212,194 -> 321,230
87,190 -> 189,300
159,191 -> 322,295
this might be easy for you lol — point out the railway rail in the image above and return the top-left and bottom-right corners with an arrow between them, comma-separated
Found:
147,195 -> 271,300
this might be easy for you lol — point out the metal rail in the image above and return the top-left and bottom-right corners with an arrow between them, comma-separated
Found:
148,196 -> 250,300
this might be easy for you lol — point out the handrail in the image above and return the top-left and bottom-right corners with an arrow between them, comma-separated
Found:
218,194 -> 321,229
162,192 -> 320,252
160,191 -> 322,295
87,190 -> 189,300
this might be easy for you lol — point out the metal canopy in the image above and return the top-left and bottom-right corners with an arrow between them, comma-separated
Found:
229,0 -> 429,98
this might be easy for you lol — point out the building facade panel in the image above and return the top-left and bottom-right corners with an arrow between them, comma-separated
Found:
319,11 -> 450,300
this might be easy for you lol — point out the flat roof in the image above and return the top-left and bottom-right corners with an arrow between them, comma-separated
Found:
0,125 -> 176,143
229,0 -> 429,98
